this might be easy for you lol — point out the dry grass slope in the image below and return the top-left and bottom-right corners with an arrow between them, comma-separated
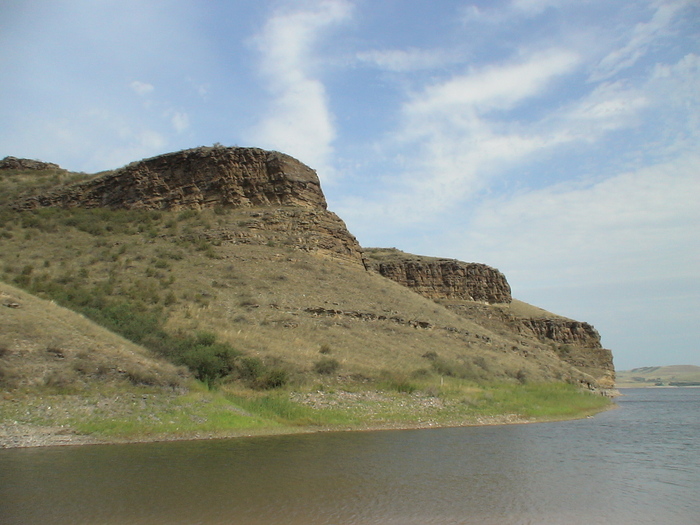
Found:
0,282 -> 186,391
0,163 -> 614,446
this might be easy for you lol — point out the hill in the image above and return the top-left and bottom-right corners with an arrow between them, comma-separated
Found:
616,365 -> 700,387
0,148 -> 615,446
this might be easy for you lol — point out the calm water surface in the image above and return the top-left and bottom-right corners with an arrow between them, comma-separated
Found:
1,388 -> 698,524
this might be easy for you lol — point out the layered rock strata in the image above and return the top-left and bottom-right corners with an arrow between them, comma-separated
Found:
517,318 -> 602,348
13,146 -> 364,264
204,208 -> 364,264
365,250 -> 512,304
1,156 -> 63,171
16,146 -> 326,211
517,318 -> 615,388
446,301 -> 615,389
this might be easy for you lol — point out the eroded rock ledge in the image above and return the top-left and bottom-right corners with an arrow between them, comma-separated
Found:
11,147 -> 364,264
0,156 -> 64,171
15,146 -> 327,211
364,248 -> 512,304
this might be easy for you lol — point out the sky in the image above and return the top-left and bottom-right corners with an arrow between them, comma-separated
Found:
1,0 -> 698,370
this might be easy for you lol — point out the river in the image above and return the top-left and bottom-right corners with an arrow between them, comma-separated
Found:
1,388 -> 698,524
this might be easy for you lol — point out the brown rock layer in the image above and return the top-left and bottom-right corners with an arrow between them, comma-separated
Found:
516,317 -> 615,388
204,207 -> 364,264
1,156 -> 63,171
365,250 -> 512,304
15,146 -> 326,211
518,318 -> 602,348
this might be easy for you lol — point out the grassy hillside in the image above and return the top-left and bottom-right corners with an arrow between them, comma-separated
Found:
0,165 -> 613,446
616,365 -> 700,387
0,203 -> 587,386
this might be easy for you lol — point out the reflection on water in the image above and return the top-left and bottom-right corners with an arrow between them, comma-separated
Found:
1,388 -> 699,524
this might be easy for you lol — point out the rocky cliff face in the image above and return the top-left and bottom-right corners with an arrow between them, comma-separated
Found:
517,318 -> 601,348
13,146 -> 364,264
516,318 -> 615,388
0,156 -> 63,171
364,249 -> 512,304
7,147 -> 614,388
202,207 -> 365,264
367,249 -> 614,389
16,146 -> 326,211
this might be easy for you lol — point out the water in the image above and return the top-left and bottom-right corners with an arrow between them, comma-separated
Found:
1,388 -> 698,524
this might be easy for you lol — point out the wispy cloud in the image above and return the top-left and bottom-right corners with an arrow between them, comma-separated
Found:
249,0 -> 352,180
456,152 -> 700,289
375,50 -> 580,216
589,0 -> 692,81
510,0 -> 569,16
169,111 -> 190,134
356,48 -> 456,72
130,80 -> 155,96
560,80 -> 649,134
404,50 -> 579,117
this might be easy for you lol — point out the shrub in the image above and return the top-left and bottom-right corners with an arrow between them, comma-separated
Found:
178,209 -> 198,221
256,368 -> 289,390
195,331 -> 217,347
314,357 -> 340,375
0,340 -> 11,359
177,339 -> 240,387
390,378 -> 417,394
238,356 -> 266,382
431,357 -> 481,381
379,371 -> 418,394
43,369 -> 79,390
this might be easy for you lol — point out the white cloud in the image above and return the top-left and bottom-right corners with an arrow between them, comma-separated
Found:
130,80 -> 154,96
404,50 -> 580,118
560,80 -> 649,134
460,153 -> 700,286
589,0 -> 692,81
356,48 -> 455,72
363,50 -> 582,220
34,108 -> 167,172
170,111 -> 190,133
510,0 -> 567,15
460,0 -> 571,25
248,0 -> 352,178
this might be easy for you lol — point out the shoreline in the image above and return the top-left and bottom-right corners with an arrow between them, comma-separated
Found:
0,409 -> 613,450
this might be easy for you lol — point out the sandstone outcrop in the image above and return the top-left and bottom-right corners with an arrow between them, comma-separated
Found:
445,301 -> 615,389
202,207 -> 364,264
517,318 -> 615,388
1,156 -> 63,171
517,318 -> 602,348
12,146 -> 364,265
15,146 -> 326,211
364,248 -> 512,304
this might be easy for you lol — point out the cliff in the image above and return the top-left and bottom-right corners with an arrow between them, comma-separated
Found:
11,146 -> 363,264
365,249 -> 614,389
364,248 -> 512,304
0,156 -> 63,171
15,146 -> 326,211
4,147 -> 614,391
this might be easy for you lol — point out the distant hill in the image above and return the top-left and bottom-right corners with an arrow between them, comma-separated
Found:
616,365 -> 700,387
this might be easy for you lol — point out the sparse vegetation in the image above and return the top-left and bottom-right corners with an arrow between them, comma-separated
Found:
0,164 -> 614,447
314,357 -> 340,375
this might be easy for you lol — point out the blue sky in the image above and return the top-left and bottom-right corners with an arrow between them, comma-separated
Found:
1,0 -> 698,370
